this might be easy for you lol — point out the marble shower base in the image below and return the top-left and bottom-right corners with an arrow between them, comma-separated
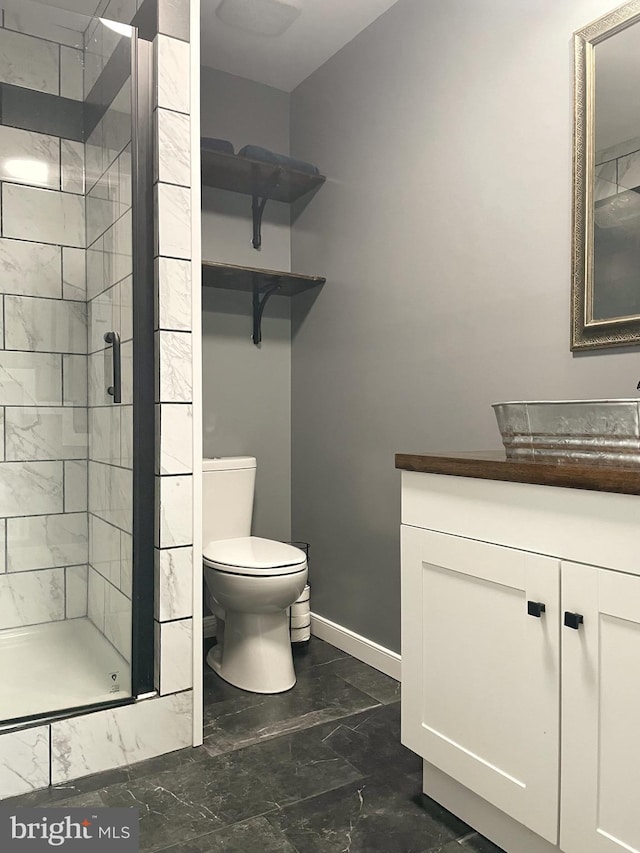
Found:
0,617 -> 130,726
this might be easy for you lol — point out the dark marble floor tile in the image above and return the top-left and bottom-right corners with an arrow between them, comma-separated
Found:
98,754 -> 280,852
203,660 -> 247,709
229,724 -> 365,806
3,789 -> 108,810
155,816 -> 298,853
202,669 -> 380,757
2,777 -> 116,809
268,774 -> 471,853
442,832 -> 506,853
92,746 -> 210,791
291,637 -> 350,671
318,703 -> 421,779
1,785 -> 98,809
3,746 -> 208,809
121,745 -> 210,779
202,637 -> 349,712
323,656 -> 401,705
97,724 -> 366,852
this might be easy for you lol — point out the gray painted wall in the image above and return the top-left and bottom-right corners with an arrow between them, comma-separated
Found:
201,66 -> 291,270
201,67 -> 292,540
289,0 -> 640,653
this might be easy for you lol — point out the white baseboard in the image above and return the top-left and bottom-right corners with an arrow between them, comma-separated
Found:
310,613 -> 401,681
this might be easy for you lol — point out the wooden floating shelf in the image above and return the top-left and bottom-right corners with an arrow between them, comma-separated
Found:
202,261 -> 326,297
201,147 -> 326,204
202,261 -> 326,345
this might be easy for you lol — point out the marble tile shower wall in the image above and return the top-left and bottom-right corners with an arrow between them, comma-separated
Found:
0,19 -> 89,633
0,0 -> 196,799
153,26 -> 194,697
595,137 -> 640,202
85,65 -> 135,663
41,9 -> 197,789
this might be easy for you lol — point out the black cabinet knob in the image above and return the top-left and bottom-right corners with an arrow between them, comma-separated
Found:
527,601 -> 546,618
564,612 -> 584,630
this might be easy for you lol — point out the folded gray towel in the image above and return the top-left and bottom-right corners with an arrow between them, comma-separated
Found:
238,145 -> 319,175
202,137 -> 235,155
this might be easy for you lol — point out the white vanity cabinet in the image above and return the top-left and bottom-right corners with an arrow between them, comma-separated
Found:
560,562 -> 640,853
401,527 -> 562,843
398,457 -> 640,853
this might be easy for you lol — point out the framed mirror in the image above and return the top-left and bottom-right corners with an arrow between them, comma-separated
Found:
572,0 -> 640,350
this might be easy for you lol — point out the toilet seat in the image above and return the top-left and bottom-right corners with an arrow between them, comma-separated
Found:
203,536 -> 307,577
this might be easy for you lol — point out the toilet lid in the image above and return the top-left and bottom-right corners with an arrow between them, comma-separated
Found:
203,536 -> 307,576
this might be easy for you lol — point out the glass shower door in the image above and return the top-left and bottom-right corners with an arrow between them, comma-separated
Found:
0,0 -> 151,725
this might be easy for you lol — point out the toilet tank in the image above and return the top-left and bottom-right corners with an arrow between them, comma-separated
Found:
202,457 -> 256,544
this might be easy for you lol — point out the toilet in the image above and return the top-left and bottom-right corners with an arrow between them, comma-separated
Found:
202,456 -> 308,693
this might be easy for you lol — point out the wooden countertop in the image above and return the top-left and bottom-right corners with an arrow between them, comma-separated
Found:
395,451 -> 640,496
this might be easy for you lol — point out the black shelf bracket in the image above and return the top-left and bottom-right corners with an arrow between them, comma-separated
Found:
251,194 -> 268,249
251,167 -> 282,249
252,279 -> 282,345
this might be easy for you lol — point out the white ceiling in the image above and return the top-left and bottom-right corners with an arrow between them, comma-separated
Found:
37,0 -> 402,92
200,0 -> 402,92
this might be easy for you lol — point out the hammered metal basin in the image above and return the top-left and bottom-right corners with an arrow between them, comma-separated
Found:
492,399 -> 640,466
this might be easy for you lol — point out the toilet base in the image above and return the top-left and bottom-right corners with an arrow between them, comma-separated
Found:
206,609 -> 296,694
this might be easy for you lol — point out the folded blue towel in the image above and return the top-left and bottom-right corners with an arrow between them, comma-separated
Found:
238,145 -> 319,176
202,137 -> 235,155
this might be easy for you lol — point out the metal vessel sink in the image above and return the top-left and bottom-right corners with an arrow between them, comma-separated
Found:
492,399 -> 640,466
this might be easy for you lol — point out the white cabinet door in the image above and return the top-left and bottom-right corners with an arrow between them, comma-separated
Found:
561,562 -> 640,853
401,526 -> 560,843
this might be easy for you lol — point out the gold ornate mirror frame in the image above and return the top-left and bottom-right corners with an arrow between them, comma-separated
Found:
572,0 -> 640,350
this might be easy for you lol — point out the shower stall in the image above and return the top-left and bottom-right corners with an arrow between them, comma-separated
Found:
0,0 -> 154,728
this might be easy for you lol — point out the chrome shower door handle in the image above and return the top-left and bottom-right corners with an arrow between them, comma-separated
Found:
104,331 -> 122,403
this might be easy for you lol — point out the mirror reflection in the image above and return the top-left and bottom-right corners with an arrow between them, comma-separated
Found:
593,23 -> 640,323
572,2 -> 640,349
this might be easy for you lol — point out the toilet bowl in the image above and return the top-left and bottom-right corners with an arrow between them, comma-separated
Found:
202,457 -> 307,694
204,536 -> 307,693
